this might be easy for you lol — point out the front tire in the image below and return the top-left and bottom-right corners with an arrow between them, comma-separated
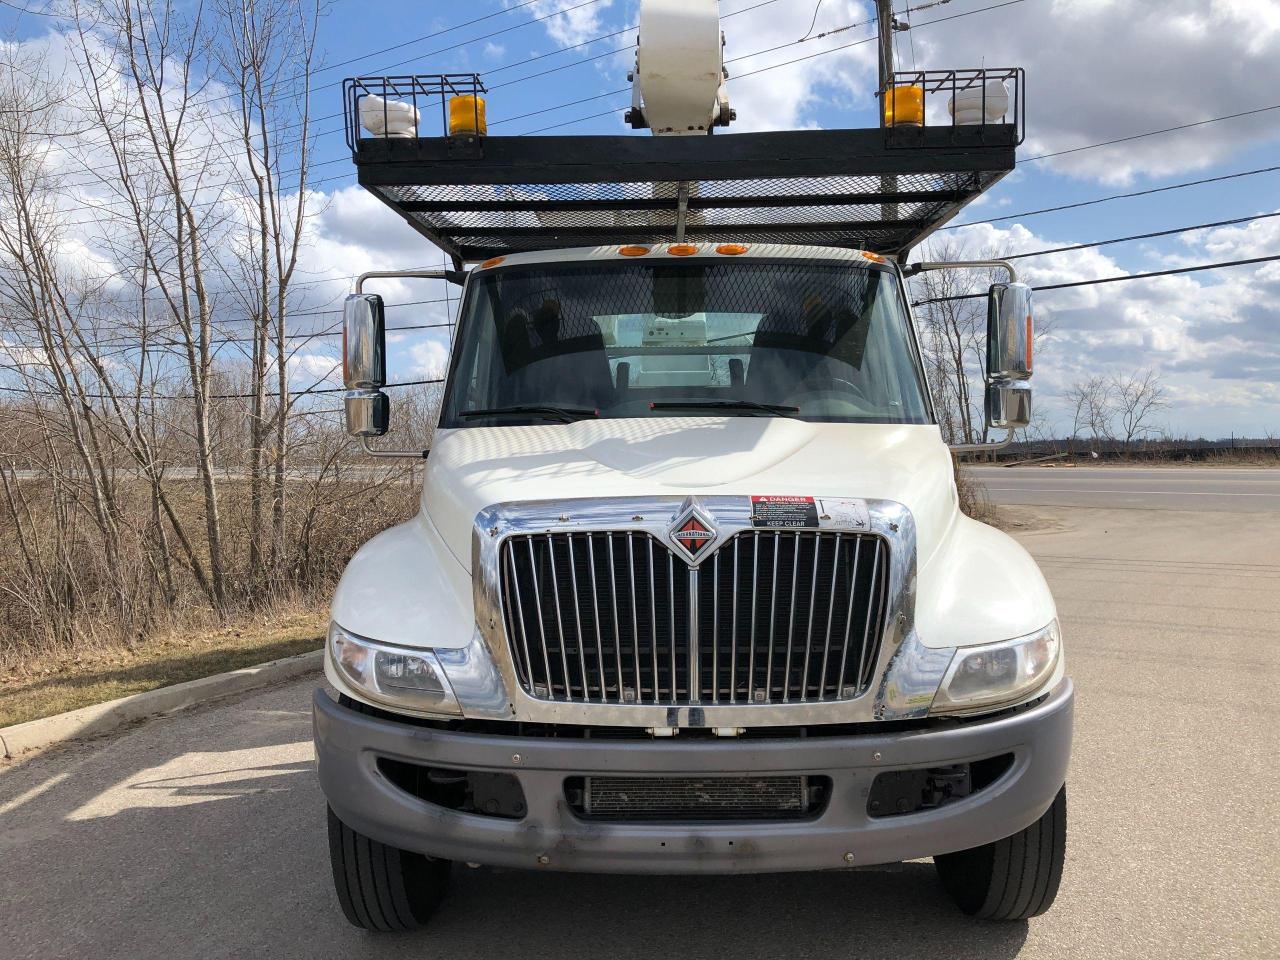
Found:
934,784 -> 1066,920
327,807 -> 451,931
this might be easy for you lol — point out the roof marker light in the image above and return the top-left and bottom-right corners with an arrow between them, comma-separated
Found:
861,251 -> 887,263
479,256 -> 505,269
667,244 -> 698,256
619,245 -> 651,257
716,243 -> 749,255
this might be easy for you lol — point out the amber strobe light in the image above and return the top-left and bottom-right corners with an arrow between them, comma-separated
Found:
667,244 -> 698,256
883,84 -> 924,127
448,94 -> 487,136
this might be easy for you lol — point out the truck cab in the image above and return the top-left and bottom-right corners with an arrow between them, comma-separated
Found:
315,32 -> 1070,932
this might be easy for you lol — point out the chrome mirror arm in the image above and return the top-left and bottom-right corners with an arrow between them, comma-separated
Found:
360,436 -> 428,460
350,268 -> 465,459
904,259 -> 1018,283
949,429 -> 1013,455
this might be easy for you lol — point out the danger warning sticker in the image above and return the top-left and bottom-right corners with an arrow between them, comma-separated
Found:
750,495 -> 818,528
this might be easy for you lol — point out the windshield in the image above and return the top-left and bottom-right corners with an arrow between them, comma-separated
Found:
439,259 -> 932,427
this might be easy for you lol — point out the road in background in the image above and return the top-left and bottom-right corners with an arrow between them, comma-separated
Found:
2,504 -> 1277,960
969,465 -> 1280,511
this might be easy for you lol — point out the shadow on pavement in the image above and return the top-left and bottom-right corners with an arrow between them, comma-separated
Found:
1,680 -> 1029,960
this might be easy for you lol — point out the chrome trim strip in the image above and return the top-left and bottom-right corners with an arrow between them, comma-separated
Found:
473,495 -> 919,727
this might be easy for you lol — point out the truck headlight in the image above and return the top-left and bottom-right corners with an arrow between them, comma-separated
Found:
328,622 -> 462,716
930,620 -> 1060,714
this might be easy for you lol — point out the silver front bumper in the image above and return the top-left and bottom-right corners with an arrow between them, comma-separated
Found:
313,679 -> 1073,875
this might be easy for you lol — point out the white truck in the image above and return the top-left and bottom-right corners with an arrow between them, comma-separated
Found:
316,3 -> 1070,932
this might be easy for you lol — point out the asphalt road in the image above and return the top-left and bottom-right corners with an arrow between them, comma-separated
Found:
2,505 -> 1278,959
968,465 -> 1280,512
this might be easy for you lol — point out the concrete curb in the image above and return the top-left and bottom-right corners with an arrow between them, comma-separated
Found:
0,648 -> 324,760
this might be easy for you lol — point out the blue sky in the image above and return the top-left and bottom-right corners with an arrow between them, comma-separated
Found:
4,0 -> 1279,438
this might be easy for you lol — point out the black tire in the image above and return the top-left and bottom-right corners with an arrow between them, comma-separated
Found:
327,806 -> 451,932
934,784 -> 1067,920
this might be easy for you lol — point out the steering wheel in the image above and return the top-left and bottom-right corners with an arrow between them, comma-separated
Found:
786,375 -> 872,413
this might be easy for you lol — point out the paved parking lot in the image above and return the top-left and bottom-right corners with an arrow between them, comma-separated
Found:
2,501 -> 1277,959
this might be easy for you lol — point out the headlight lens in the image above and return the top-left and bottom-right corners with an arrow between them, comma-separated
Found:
328,622 -> 462,715
931,620 -> 1060,714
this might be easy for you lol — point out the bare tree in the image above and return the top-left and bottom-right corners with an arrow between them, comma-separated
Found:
1066,375 -> 1113,452
911,240 -> 988,444
215,0 -> 320,581
1111,370 -> 1169,450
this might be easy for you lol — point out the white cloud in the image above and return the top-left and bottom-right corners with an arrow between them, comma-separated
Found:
907,0 -> 1280,184
288,352 -> 342,387
514,0 -> 616,48
916,213 -> 1280,437
721,0 -> 878,133
405,338 -> 451,378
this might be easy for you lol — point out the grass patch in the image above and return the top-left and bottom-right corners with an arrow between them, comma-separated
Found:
0,611 -> 326,728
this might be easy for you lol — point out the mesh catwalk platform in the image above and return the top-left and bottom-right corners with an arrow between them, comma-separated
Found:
343,73 -> 1022,265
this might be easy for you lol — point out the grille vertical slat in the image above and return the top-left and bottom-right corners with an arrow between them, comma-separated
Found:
566,536 -> 591,700
546,536 -> 574,698
668,552 -> 677,704
836,537 -> 863,697
605,535 -> 624,702
857,543 -> 883,691
711,553 -> 720,704
502,529 -> 889,706
626,533 -> 640,702
729,538 -> 740,704
818,535 -> 842,698
585,536 -> 607,702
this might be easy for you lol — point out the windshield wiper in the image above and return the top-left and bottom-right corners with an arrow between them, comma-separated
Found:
648,400 -> 800,418
459,404 -> 599,424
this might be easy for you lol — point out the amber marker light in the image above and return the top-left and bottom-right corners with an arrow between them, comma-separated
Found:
861,251 -> 887,263
618,245 -> 650,257
479,256 -> 505,269
667,244 -> 699,256
716,243 -> 749,255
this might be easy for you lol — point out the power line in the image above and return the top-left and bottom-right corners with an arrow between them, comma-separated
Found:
911,253 -> 1280,305
43,0 -> 777,206
1019,104 -> 1280,164
1001,210 -> 1280,261
518,0 -> 1040,134
943,165 -> 1280,229
17,0 -> 616,180
0,376 -> 444,402
0,0 -> 68,18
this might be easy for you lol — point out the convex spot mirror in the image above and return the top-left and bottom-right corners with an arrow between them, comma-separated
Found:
987,282 -> 1033,381
987,381 -> 1032,431
343,293 -> 390,438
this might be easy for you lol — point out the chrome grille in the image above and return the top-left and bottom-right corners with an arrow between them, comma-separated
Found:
500,530 -> 889,705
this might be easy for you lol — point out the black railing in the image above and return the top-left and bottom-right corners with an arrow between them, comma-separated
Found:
342,73 -> 486,152
880,67 -> 1025,146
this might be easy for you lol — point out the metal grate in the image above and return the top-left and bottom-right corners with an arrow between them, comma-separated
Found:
500,530 -> 889,705
342,74 -> 1019,263
575,775 -> 815,821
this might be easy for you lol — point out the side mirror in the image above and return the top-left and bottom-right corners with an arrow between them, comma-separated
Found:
986,381 -> 1032,430
343,293 -> 389,438
987,282 -> 1033,381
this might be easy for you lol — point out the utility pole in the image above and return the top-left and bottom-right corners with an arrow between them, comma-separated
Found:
876,0 -> 898,230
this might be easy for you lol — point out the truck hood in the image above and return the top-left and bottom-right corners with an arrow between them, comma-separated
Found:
422,417 -> 958,572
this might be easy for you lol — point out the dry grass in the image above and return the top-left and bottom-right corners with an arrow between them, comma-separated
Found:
0,605 -> 326,727
954,457 -> 1000,526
